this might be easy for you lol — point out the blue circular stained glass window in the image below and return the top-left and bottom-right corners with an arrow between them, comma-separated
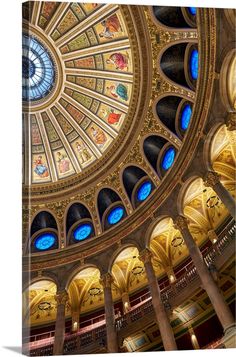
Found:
180,104 -> 192,131
35,233 -> 56,251
137,181 -> 152,202
188,7 -> 197,15
74,223 -> 92,241
161,147 -> 176,170
107,207 -> 124,225
189,49 -> 199,80
22,34 -> 55,101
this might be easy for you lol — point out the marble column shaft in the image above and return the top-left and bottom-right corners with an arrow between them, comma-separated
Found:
100,273 -> 118,353
53,290 -> 68,356
175,216 -> 234,330
140,249 -> 177,351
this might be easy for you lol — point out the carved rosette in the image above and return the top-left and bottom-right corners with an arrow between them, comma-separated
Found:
204,171 -> 220,188
100,273 -> 114,289
174,216 -> 189,232
55,290 -> 69,306
139,248 -> 153,264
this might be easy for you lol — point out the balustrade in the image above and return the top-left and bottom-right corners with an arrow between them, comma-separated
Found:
27,219 -> 235,354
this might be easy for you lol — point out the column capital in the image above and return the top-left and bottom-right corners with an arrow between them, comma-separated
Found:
100,272 -> 113,288
204,171 -> 220,188
174,215 -> 189,232
55,290 -> 69,306
139,248 -> 153,264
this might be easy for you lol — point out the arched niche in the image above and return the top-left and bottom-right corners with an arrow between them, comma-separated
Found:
152,6 -> 197,28
122,166 -> 155,208
155,95 -> 193,139
143,135 -> 177,178
66,202 -> 95,245
160,42 -> 199,90
97,188 -> 127,231
30,211 -> 59,253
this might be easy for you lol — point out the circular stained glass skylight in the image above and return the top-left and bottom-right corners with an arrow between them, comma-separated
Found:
137,181 -> 152,201
74,223 -> 92,241
107,207 -> 124,225
34,233 -> 56,251
180,104 -> 192,131
161,147 -> 176,170
189,49 -> 199,80
22,34 -> 55,101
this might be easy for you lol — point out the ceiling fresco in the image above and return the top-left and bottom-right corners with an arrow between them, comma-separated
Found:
23,2 -> 135,186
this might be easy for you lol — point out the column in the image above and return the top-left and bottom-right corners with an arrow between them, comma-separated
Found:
226,116 -> 236,161
71,311 -> 80,332
121,292 -> 130,313
100,273 -> 118,353
139,249 -> 177,351
204,171 -> 236,219
174,216 -> 235,332
53,290 -> 69,355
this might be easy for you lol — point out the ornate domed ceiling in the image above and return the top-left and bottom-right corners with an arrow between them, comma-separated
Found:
22,3 -> 221,273
22,2 -> 144,194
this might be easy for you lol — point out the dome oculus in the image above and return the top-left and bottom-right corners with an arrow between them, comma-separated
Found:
22,34 -> 55,101
34,233 -> 56,251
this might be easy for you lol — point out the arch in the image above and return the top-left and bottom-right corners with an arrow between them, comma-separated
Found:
177,175 -> 201,216
108,243 -> 141,273
22,275 -> 59,293
203,123 -> 226,171
65,263 -> 100,291
144,214 -> 171,248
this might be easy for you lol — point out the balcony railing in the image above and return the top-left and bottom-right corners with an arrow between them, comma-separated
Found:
27,219 -> 235,355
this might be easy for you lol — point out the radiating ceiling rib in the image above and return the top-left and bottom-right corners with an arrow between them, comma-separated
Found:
65,80 -> 129,113
47,108 -> 81,173
65,68 -> 133,83
62,92 -> 118,139
56,3 -> 118,47
45,2 -> 71,36
36,113 -> 57,182
54,101 -> 101,159
30,1 -> 41,26
184,205 -> 210,229
62,40 -> 131,61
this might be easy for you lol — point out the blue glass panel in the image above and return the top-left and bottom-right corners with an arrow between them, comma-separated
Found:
107,207 -> 124,225
161,147 -> 176,170
188,7 -> 197,15
22,34 -> 55,101
74,223 -> 92,241
35,233 -> 56,251
180,104 -> 192,131
189,49 -> 199,80
137,181 -> 152,202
